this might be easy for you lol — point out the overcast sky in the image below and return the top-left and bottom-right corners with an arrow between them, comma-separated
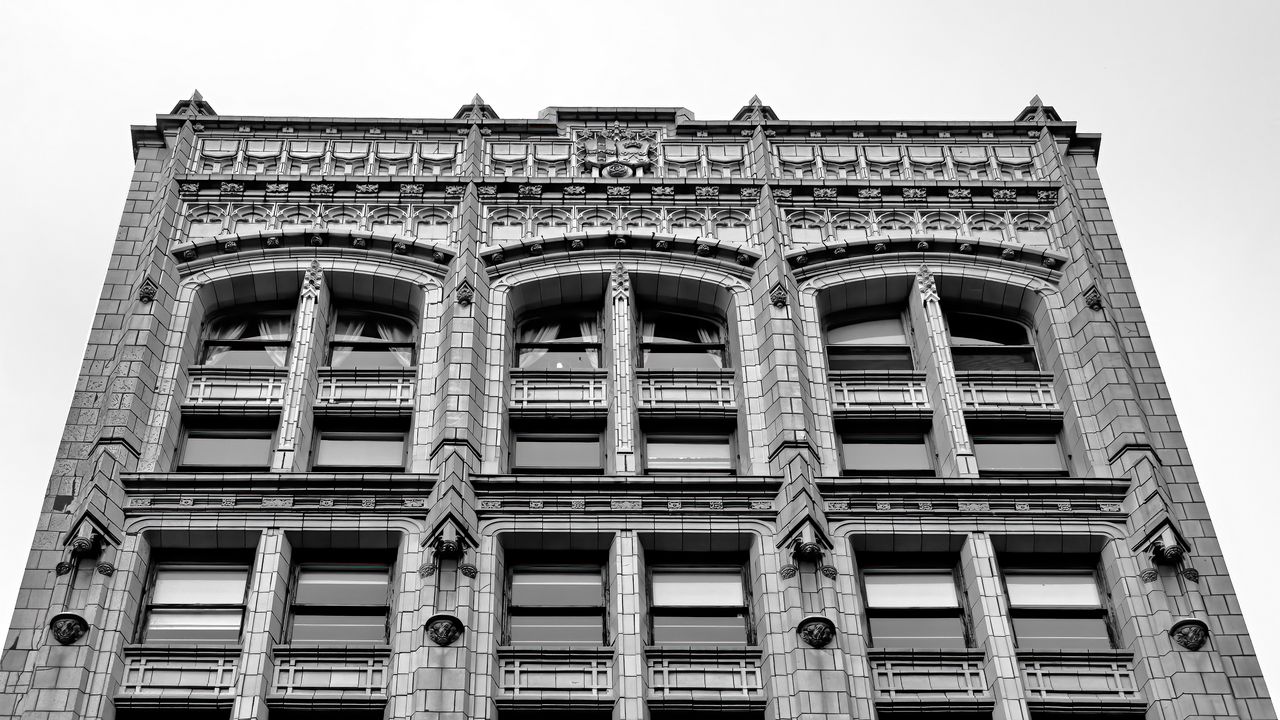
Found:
1,0 -> 1276,685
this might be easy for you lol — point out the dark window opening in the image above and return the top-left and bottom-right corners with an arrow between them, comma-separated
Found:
178,419 -> 276,471
312,418 -> 408,472
511,424 -> 604,474
827,314 -> 912,372
972,434 -> 1067,477
841,433 -> 934,477
645,430 -> 735,475
947,312 -> 1039,372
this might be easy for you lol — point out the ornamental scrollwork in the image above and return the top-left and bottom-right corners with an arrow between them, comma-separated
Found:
576,122 -> 659,178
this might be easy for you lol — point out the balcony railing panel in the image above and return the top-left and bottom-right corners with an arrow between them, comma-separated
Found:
637,369 -> 736,414
270,646 -> 389,699
1019,651 -> 1142,711
118,646 -> 238,703
646,647 -> 764,704
870,649 -> 989,707
186,367 -> 286,406
958,371 -> 1058,412
498,647 -> 614,701
317,368 -> 415,407
829,371 -> 929,414
509,369 -> 607,413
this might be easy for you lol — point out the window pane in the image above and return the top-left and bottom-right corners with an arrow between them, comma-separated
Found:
1012,616 -> 1111,650
646,438 -> 732,472
869,615 -> 967,649
652,571 -> 744,607
1006,573 -> 1101,607
511,571 -> 603,607
290,613 -> 387,644
201,345 -> 288,368
952,347 -> 1039,372
518,348 -> 600,370
333,314 -> 413,341
296,567 -> 390,605
828,318 -> 906,346
828,348 -> 913,371
509,614 -> 602,645
948,314 -> 1028,346
641,349 -> 724,371
329,346 -> 414,369
653,615 -> 747,645
315,434 -> 405,468
181,433 -> 272,468
513,436 -> 601,471
144,608 -> 243,642
973,438 -> 1064,473
864,572 -> 958,608
153,568 -> 248,604
842,437 -> 932,473
644,314 -> 721,344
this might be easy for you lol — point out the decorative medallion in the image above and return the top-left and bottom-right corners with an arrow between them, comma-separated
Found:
518,185 -> 543,198
873,242 -> 887,253
456,280 -> 474,306
957,243 -> 974,254
266,183 -> 289,193
1001,248 -> 1018,260
529,500 -> 545,510
400,184 -> 424,195
477,186 -> 497,198
773,188 -> 793,199
824,501 -> 849,511
418,563 -> 437,577
606,186 -> 631,199
1083,285 -> 1103,311
1036,189 -> 1059,202
1182,568 -> 1201,583
779,564 -> 799,579
564,185 -> 587,197
302,260 -> 324,295
480,500 -> 502,510
652,186 -> 675,197
902,188 -> 927,200
570,499 -> 586,510
741,188 -> 761,200
1056,501 -> 1073,512
137,277 -> 159,303
875,501 -> 892,511
666,501 -> 681,510
695,243 -> 714,257
610,499 -> 641,511
1100,502 -> 1123,513
393,242 -> 409,255
361,498 -> 376,508
444,185 -> 465,197
459,564 -> 478,578
749,500 -> 773,511
490,250 -> 505,264
355,184 -> 380,193
992,188 -> 1017,201
695,186 -> 720,199
813,188 -> 838,200
654,238 -> 670,250
820,565 -> 839,579
569,238 -> 585,251
49,613 -> 89,645
96,562 -> 115,576
915,241 -> 930,251
708,500 -> 725,510
857,188 -> 881,199
1042,257 -> 1059,269
576,122 -> 659,177
179,183 -> 200,193
1170,617 -> 1209,651
958,501 -> 990,512
917,501 -> 933,512
1139,568 -> 1159,583
1016,502 -> 1032,512
261,497 -> 293,509
55,562 -> 73,576
403,498 -> 426,509
178,498 -> 194,507
769,282 -> 788,308
948,188 -> 973,200
219,182 -> 244,194
797,616 -> 836,648
426,614 -> 464,646
309,183 -> 334,195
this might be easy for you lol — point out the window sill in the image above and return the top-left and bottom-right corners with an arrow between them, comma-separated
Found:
272,644 -> 392,659
644,645 -> 762,661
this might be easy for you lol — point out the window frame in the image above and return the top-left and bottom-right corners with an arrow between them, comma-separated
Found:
637,308 -> 730,371
1000,564 -> 1115,651
945,311 -> 1040,372
139,561 -> 252,645
858,563 -> 971,650
286,560 -> 393,646
825,310 -> 914,372
510,430 -> 605,475
326,307 -> 418,370
198,308 -> 295,368
310,421 -> 409,472
177,422 -> 277,472
646,562 -> 754,647
643,431 -> 737,476
504,562 -> 608,647
513,307 -> 603,371
971,432 -> 1069,477
840,431 -> 935,477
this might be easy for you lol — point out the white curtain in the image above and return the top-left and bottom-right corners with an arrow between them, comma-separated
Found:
517,321 -> 558,368
696,323 -> 723,368
258,316 -> 291,367
376,319 -> 414,368
578,319 -> 599,368
204,318 -> 249,365
331,317 -> 365,368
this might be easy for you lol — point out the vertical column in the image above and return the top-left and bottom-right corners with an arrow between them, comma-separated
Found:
908,265 -> 978,477
610,264 -> 639,474
232,530 -> 292,720
273,261 -> 329,471
81,532 -> 153,720
961,533 -> 1030,720
386,528 -> 428,720
612,532 -> 648,720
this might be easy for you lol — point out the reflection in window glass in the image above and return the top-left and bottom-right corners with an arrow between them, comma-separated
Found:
512,435 -> 602,473
314,432 -> 406,470
1006,573 -> 1101,607
290,564 -> 390,644
329,311 -> 415,369
508,568 -> 604,646
201,311 -> 293,367
180,429 -> 273,470
1006,570 -> 1111,650
972,436 -> 1065,475
827,316 -> 913,371
646,436 -> 733,473
947,313 -> 1039,371
863,569 -> 966,649
650,568 -> 748,646
143,566 -> 249,643
640,312 -> 726,370
516,314 -> 600,370
842,435 -> 933,476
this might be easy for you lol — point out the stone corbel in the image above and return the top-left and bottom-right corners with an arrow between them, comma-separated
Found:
1137,522 -> 1211,651
420,519 -> 477,577
782,523 -> 838,579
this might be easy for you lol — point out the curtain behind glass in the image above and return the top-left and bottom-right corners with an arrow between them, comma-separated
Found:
331,317 -> 366,368
517,321 -> 558,368
258,316 -> 291,367
376,318 -> 414,367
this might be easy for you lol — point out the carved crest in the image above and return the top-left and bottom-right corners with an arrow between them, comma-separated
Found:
576,122 -> 659,178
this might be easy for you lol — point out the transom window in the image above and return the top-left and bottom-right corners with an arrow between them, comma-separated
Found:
506,565 -> 606,646
841,433 -> 933,476
328,309 -> 416,370
312,423 -> 408,471
645,433 -> 734,474
826,314 -> 912,371
289,563 -> 391,644
512,431 -> 603,474
639,311 -> 727,370
179,423 -> 275,471
142,564 -> 249,643
947,312 -> 1039,372
649,566 -> 750,646
862,568 -> 967,649
1005,569 -> 1112,650
972,434 -> 1067,477
515,310 -> 601,370
200,310 -> 293,367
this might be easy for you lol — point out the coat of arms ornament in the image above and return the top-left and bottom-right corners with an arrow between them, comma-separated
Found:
576,122 -> 660,178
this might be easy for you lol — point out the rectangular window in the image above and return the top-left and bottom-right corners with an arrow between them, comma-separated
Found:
313,428 -> 407,471
512,433 -> 603,474
973,435 -> 1066,476
841,434 -> 933,476
179,425 -> 275,471
142,564 -> 249,643
507,566 -> 606,646
862,569 -> 967,649
645,434 -> 734,474
289,563 -> 391,644
650,568 -> 750,646
1005,570 -> 1112,650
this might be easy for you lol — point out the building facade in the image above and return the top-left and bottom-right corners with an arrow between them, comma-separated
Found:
0,92 -> 1271,720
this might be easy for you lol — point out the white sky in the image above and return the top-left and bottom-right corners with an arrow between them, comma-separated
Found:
1,0 -> 1276,686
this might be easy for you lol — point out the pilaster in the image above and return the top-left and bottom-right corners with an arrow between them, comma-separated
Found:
612,532 -> 647,720
961,533 -> 1030,720
908,265 -> 978,477
232,529 -> 291,720
273,261 -> 329,471
609,264 -> 639,474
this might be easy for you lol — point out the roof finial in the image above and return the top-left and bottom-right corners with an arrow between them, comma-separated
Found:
1015,94 -> 1061,123
454,93 -> 498,122
733,95 -> 779,123
169,90 -> 215,117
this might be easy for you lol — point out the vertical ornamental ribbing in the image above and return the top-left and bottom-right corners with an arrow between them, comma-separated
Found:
909,264 -> 977,477
610,263 -> 638,474
272,260 -> 327,471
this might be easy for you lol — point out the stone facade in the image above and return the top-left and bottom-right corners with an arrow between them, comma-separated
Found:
0,91 -> 1272,720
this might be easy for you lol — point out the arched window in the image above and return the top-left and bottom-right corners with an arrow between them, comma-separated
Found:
328,309 -> 416,369
826,314 -> 912,371
946,313 -> 1038,371
639,310 -> 727,371
200,309 -> 294,368
515,309 -> 601,370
